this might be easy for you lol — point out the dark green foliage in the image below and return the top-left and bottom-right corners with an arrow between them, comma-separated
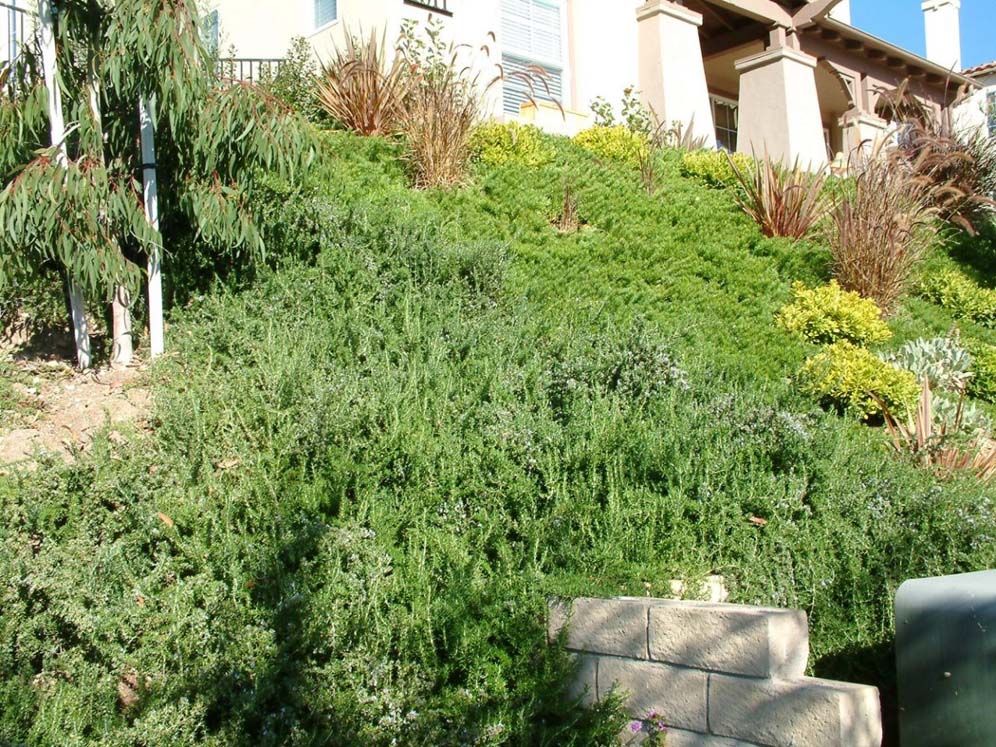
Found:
2,131 -> 995,746
0,0 -> 315,325
260,37 -> 325,123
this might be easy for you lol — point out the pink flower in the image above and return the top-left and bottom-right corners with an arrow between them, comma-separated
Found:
629,720 -> 643,733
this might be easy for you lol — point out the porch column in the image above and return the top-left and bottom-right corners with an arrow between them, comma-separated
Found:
840,109 -> 890,155
636,1 -> 715,145
734,44 -> 827,168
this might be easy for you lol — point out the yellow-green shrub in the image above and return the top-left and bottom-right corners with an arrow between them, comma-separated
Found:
799,341 -> 920,419
777,280 -> 892,345
966,340 -> 996,403
468,121 -> 554,168
919,269 -> 996,327
681,149 -> 754,187
573,125 -> 646,167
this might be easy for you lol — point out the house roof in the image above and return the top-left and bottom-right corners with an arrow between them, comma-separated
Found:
963,61 -> 996,78
802,16 -> 979,90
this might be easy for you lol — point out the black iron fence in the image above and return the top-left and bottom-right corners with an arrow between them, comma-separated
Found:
404,0 -> 451,15
215,57 -> 284,83
1,0 -> 32,70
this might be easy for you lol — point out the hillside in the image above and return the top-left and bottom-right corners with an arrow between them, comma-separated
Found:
1,130 -> 994,746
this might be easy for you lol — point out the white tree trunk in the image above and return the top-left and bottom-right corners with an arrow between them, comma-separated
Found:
139,95 -> 164,358
39,0 -> 92,369
111,287 -> 133,367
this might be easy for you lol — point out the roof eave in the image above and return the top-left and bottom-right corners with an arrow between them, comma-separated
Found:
805,16 -> 979,89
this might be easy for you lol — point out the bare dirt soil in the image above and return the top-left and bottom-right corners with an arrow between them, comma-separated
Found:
0,327 -> 152,468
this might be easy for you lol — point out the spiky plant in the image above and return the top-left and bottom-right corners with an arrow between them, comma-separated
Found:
879,378 -> 996,483
727,150 -> 831,240
827,144 -> 938,314
314,28 -> 411,135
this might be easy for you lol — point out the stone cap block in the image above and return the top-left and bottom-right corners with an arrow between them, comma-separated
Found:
558,597 -> 650,659
709,674 -> 883,747
648,600 -> 809,678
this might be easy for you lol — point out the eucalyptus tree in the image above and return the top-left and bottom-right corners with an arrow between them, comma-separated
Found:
0,0 -> 314,367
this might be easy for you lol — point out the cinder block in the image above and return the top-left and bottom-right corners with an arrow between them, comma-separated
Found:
566,654 -> 597,707
648,601 -> 808,678
598,657 -> 708,733
566,598 -> 649,659
665,728 -> 756,747
548,597 -> 571,643
709,674 -> 882,747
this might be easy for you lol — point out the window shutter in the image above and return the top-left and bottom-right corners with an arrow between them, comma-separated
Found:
315,0 -> 337,28
500,0 -> 564,115
531,0 -> 561,62
501,0 -> 533,58
501,0 -> 562,63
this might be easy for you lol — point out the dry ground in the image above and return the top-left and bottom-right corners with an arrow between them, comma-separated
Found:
0,327 -> 152,468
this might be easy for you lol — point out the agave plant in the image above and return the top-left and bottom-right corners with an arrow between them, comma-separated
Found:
878,378 -> 996,483
726,150 -> 831,240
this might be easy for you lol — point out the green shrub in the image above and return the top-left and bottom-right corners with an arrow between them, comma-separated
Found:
681,149 -> 754,188
777,281 -> 892,346
919,269 -> 996,327
966,340 -> 996,403
469,121 -> 554,168
799,341 -> 920,418
573,125 -> 646,167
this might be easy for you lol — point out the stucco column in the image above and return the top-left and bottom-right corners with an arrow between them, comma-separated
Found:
636,1 -> 715,145
840,109 -> 889,155
734,45 -> 827,169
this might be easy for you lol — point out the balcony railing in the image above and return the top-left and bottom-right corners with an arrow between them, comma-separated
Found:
1,0 -> 32,70
216,57 -> 284,84
404,0 -> 452,15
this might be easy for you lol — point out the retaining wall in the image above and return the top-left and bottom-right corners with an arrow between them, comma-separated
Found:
549,597 -> 882,747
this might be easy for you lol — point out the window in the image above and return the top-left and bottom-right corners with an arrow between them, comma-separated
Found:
988,91 -> 995,137
314,0 -> 337,29
711,97 -> 738,152
501,0 -> 564,116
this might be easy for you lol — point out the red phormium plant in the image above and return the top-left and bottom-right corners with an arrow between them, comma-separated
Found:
726,150 -> 831,240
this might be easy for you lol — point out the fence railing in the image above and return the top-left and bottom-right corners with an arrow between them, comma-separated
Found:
1,0 -> 33,70
216,57 -> 283,84
404,0 -> 452,15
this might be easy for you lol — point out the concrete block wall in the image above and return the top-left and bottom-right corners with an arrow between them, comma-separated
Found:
549,597 -> 882,747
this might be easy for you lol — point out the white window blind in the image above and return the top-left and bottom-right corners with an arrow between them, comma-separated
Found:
501,0 -> 564,115
315,0 -> 337,29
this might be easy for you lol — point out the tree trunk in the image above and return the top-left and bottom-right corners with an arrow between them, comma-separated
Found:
139,95 -> 164,358
111,287 -> 133,367
38,0 -> 92,369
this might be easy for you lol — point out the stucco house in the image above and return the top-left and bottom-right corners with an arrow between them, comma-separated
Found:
2,1 -> 986,166
956,60 -> 996,137
203,0 -> 983,167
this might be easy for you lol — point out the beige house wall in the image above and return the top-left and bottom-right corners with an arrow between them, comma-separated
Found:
955,70 -> 996,138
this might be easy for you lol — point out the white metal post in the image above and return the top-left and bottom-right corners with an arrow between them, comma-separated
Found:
139,94 -> 164,358
38,0 -> 92,369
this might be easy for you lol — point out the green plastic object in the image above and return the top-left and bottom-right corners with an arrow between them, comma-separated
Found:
895,570 -> 996,747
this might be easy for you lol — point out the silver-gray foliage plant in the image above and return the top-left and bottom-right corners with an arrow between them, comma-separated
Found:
884,335 -> 974,393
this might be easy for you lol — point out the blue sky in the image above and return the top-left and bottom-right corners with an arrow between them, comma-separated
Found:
851,0 -> 994,69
